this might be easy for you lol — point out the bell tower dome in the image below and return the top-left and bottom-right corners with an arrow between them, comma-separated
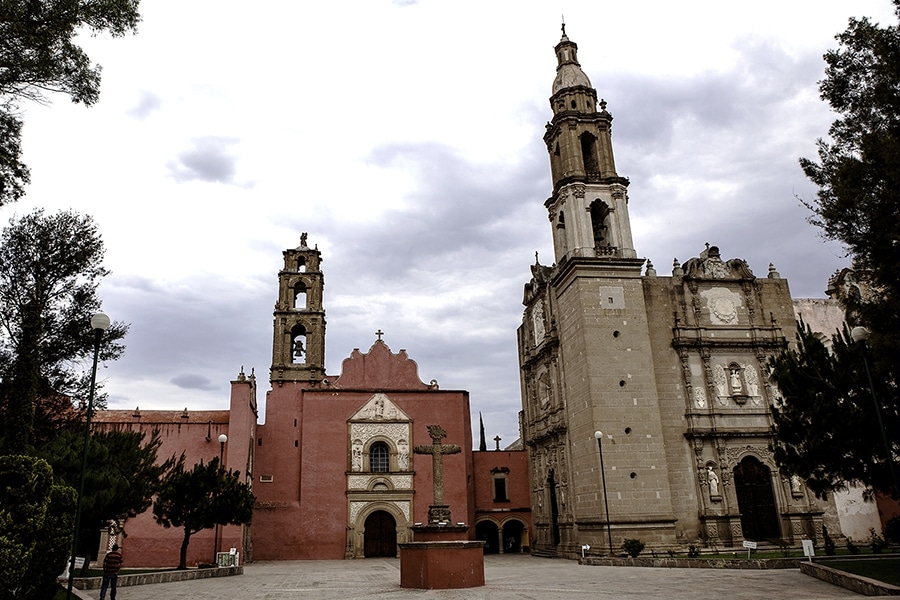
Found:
544,24 -> 636,263
270,233 -> 326,383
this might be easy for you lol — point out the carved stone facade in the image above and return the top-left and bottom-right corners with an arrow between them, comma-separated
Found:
518,28 -> 843,558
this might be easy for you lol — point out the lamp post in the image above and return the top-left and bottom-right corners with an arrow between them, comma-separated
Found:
214,433 -> 227,564
594,430 -> 614,556
850,327 -> 899,499
66,313 -> 111,600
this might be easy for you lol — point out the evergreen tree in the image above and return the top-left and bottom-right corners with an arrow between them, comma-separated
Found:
35,429 -> 180,569
0,209 -> 127,454
153,457 -> 255,570
799,1 -> 900,363
775,1 -> 900,500
769,320 -> 898,499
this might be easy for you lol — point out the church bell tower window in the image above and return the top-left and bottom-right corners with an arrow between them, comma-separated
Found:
291,325 -> 307,364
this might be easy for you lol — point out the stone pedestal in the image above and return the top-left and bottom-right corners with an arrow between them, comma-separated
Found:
399,540 -> 485,589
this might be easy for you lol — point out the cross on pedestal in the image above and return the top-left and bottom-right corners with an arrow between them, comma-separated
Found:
375,329 -> 384,341
493,435 -> 502,451
414,424 -> 461,523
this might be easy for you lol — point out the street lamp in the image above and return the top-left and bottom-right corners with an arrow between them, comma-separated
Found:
66,313 -> 111,600
594,430 -> 614,556
850,327 -> 899,499
214,433 -> 228,564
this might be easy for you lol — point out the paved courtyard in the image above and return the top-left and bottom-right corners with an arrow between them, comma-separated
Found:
76,554 -> 861,599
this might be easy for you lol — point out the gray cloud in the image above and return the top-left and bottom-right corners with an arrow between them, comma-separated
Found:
167,136 -> 245,185
127,91 -> 163,120
170,373 -> 219,391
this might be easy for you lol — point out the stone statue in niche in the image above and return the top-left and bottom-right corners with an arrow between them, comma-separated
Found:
790,474 -> 802,495
351,440 -> 363,472
707,466 -> 720,497
397,439 -> 409,470
729,366 -> 743,394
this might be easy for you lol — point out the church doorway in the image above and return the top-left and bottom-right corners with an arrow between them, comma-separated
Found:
363,511 -> 397,557
733,456 -> 780,541
476,520 -> 500,554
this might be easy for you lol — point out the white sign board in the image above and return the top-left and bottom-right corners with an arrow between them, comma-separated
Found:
802,539 -> 815,559
742,540 -> 757,549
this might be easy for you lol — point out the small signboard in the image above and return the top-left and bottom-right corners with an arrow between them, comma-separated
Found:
742,540 -> 757,559
801,539 -> 815,561
216,552 -> 235,567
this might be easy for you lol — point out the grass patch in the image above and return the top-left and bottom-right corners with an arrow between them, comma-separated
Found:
822,558 -> 900,587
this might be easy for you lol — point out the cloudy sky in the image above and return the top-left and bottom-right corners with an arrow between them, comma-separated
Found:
3,0 -> 895,447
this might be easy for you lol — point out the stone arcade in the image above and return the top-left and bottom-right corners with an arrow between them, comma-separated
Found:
517,26 -> 844,558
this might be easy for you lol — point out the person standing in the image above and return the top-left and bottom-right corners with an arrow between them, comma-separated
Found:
99,543 -> 123,600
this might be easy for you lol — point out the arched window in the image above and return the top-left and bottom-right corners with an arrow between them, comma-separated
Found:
293,281 -> 307,309
370,442 -> 390,473
589,199 -> 610,248
580,131 -> 599,173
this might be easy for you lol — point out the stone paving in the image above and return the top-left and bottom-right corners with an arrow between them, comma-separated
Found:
76,554 -> 862,599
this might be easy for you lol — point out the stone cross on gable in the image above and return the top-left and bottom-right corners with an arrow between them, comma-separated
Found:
414,425 -> 461,518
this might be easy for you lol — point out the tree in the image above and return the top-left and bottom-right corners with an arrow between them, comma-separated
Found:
769,320 -> 898,499
0,454 -> 76,600
780,0 -> 900,500
35,428 -> 181,571
799,1 -> 900,360
153,458 -> 255,570
0,0 -> 141,205
0,208 -> 127,454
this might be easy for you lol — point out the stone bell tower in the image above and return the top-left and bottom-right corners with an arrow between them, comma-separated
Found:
543,24 -> 636,263
271,233 -> 326,383
519,26 -> 676,558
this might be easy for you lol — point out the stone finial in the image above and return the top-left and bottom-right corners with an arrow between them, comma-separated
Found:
767,263 -> 780,279
672,258 -> 683,277
645,260 -> 657,277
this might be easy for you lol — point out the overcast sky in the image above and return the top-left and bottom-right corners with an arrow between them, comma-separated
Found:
3,1 -> 895,448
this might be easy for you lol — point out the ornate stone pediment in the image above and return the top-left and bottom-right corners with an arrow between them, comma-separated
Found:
350,393 -> 409,422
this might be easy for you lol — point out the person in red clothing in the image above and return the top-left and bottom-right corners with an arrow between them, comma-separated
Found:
99,544 -> 123,600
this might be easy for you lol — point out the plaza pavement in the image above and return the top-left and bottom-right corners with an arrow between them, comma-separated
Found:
75,554 -> 862,599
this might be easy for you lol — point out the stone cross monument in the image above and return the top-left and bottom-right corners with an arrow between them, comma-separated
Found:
414,424 -> 461,523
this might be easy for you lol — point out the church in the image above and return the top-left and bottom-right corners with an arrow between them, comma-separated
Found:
516,26 -> 848,558
92,238 -> 531,567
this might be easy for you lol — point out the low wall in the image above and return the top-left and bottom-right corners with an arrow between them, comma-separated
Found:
580,556 -> 801,569
800,561 -> 900,596
70,566 -> 242,590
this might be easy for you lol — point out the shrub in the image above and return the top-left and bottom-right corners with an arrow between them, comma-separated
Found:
868,528 -> 887,554
622,538 -> 645,558
884,515 -> 900,545
687,545 -> 701,558
846,538 -> 860,554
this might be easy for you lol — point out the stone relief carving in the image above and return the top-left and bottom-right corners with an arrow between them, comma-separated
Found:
347,474 -> 414,490
742,363 -> 761,403
701,288 -> 741,325
532,299 -> 545,345
726,445 -> 774,465
712,364 -> 727,402
351,439 -> 363,472
693,386 -> 707,408
397,439 -> 409,470
350,422 -> 410,446
352,393 -> 409,421
349,500 -> 410,524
